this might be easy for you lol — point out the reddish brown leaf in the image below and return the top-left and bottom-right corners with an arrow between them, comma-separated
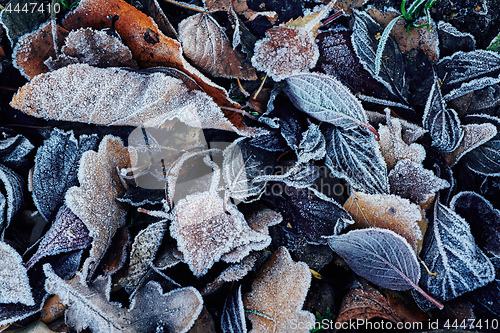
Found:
99,226 -> 129,276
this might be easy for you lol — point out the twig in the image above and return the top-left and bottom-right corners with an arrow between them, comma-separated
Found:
237,78 -> 250,97
220,106 -> 258,120
252,74 -> 268,101
161,0 -> 206,13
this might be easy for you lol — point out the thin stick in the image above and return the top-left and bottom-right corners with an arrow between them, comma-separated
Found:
237,78 -> 250,97
0,86 -> 19,91
162,0 -> 206,13
51,0 -> 59,56
252,74 -> 268,100
321,11 -> 343,26
220,106 -> 258,120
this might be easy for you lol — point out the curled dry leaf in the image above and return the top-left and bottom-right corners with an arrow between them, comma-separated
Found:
178,14 -> 256,80
0,241 -> 34,306
10,64 -> 250,135
65,135 -> 130,278
45,27 -> 138,71
0,164 -> 25,237
343,191 -> 425,253
205,0 -> 277,23
0,129 -> 35,171
13,22 -> 69,79
243,247 -> 314,333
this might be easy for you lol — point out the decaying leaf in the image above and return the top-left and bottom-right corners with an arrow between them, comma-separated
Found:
0,164 -> 25,237
178,14 -> 256,80
205,0 -> 277,23
45,27 -> 138,70
13,22 -> 69,80
27,205 -> 92,269
389,159 -> 450,206
416,201 -> 495,310
0,241 -> 34,306
221,286 -> 247,333
32,129 -> 98,222
0,129 -> 34,171
243,247 -> 314,333
10,64 -> 250,135
100,226 -> 130,276
65,135 -> 130,277
343,191 -> 424,252
120,221 -> 167,291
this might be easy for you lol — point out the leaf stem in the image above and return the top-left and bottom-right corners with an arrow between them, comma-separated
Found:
161,0 -> 206,13
411,282 -> 444,310
220,106 -> 258,120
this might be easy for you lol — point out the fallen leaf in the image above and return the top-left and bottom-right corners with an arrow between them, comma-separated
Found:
137,0 -> 178,39
178,13 -> 256,80
469,257 -> 500,322
343,191 -> 425,252
205,0 -> 277,23
0,164 -> 25,237
40,296 -> 66,324
10,64 -> 251,135
186,307 -> 216,333
0,129 -> 34,171
32,129 -> 98,222
0,0 -> 46,46
99,226 -> 130,276
13,22 -> 69,79
0,241 -> 34,306
332,0 -> 368,15
45,27 -> 138,71
221,286 -> 247,333
27,205 -> 92,269
437,21 -> 476,58
65,135 -> 131,278
243,247 -> 315,333
5,320 -> 58,332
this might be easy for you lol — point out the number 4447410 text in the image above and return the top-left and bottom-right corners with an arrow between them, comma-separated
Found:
3,2 -> 61,14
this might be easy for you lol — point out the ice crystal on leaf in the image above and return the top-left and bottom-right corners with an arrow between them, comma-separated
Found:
243,247 -> 314,333
0,241 -> 34,306
0,164 -> 24,237
65,135 -> 131,278
205,0 -> 277,23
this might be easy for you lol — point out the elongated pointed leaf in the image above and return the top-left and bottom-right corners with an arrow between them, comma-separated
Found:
221,286 -> 247,333
284,72 -> 370,131
422,75 -> 464,152
324,125 -> 389,194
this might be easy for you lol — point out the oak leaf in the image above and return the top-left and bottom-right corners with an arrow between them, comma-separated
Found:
178,13 -> 256,80
65,135 -> 131,278
243,247 -> 314,333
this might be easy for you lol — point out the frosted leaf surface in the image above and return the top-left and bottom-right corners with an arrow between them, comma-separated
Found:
245,207 -> 282,235
10,64 -> 247,135
205,0 -> 277,22
45,27 -> 137,70
296,123 -> 326,164
0,164 -> 24,237
10,320 -> 57,332
0,0 -> 46,46
378,116 -> 426,169
32,128 -> 98,222
343,191 -> 424,252
0,130 -> 34,170
328,228 -> 420,291
243,247 -> 314,333
65,135 -> 131,278
285,73 -> 371,131
120,221 -> 167,292
0,241 -> 34,306
422,75 -> 464,152
129,281 -> 203,333
324,125 -> 389,194
178,13 -> 256,80
170,192 -> 268,276
27,205 -> 91,269
389,159 -> 449,205
221,285 -> 247,333
252,26 -> 318,81
415,201 -> 495,310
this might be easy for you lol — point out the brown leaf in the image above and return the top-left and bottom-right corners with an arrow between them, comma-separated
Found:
243,247 -> 314,333
186,307 -> 217,333
178,13 -> 257,80
343,191 -> 425,253
13,23 -> 69,79
45,27 -> 137,71
332,0 -> 368,15
385,292 -> 429,323
205,0 -> 277,23
65,136 -> 131,278
41,296 -> 66,324
10,64 -> 252,135
99,226 -> 129,276
336,279 -> 404,324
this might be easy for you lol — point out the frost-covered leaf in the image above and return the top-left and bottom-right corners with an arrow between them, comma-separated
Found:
205,0 -> 277,22
222,138 -> 273,203
7,320 -> 58,332
389,159 -> 449,205
120,221 -> 167,292
423,75 -> 464,152
268,185 -> 353,244
179,13 -> 256,80
129,281 -> 203,333
416,201 -> 495,310
324,125 -> 389,194
0,241 -> 34,306
451,192 -> 500,256
10,64 -> 251,135
296,123 -> 325,163
328,228 -> 441,309
469,257 -> 500,321
65,135 -> 130,278
221,286 -> 247,333
0,129 -> 34,170
0,164 -> 25,237
378,115 -> 426,170
460,114 -> 500,176
137,0 -> 177,38
33,129 -> 98,222
437,21 -> 476,58
45,27 -> 138,71
27,205 -> 91,269
343,191 -> 424,252
351,10 -> 408,103
285,73 -> 373,133
0,0 -> 46,46
243,247 -> 314,332
170,189 -> 268,276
